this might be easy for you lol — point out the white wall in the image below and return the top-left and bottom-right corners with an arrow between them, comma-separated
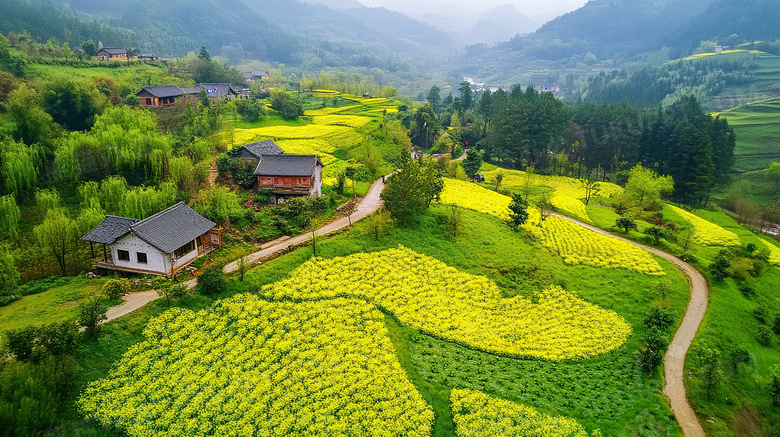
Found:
111,234 -> 168,275
312,165 -> 323,197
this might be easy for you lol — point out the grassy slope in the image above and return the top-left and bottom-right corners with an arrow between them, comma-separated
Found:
586,200 -> 780,436
718,99 -> 780,174
63,203 -> 690,436
0,278 -> 108,335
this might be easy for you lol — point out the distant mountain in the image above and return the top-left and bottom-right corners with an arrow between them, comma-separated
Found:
468,4 -> 539,43
301,0 -> 363,9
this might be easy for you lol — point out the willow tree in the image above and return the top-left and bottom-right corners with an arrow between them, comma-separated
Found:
0,195 -> 20,237
0,244 -> 19,292
194,186 -> 242,227
78,181 -> 100,207
34,209 -> 81,276
35,189 -> 61,213
99,176 -> 128,214
1,139 -> 39,195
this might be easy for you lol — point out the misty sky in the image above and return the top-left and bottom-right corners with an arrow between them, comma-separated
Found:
354,0 -> 588,17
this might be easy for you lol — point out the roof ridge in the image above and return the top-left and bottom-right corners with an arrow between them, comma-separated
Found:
131,201 -> 186,229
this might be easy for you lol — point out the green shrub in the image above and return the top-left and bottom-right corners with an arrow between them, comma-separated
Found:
197,267 -> 225,295
102,278 -> 131,300
757,325 -> 774,347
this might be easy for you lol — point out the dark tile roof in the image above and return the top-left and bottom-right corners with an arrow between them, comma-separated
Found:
130,202 -> 216,254
81,215 -> 140,245
137,85 -> 186,98
99,48 -> 126,55
81,203 -> 215,254
193,83 -> 240,97
254,154 -> 324,177
240,140 -> 283,158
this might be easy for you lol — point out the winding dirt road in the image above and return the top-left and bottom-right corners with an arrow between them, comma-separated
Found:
554,214 -> 708,437
99,178 -> 387,325
222,177 -> 385,273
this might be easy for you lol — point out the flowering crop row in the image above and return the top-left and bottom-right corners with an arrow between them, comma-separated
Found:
482,168 -> 624,199
304,105 -> 358,116
668,205 -> 741,246
523,208 -> 665,275
551,195 -> 592,224
759,239 -> 780,266
259,246 -> 631,361
440,178 -> 512,219
450,389 -> 599,437
440,180 -> 665,275
276,140 -> 338,165
79,296 -> 433,437
311,114 -> 372,128
237,124 -> 349,140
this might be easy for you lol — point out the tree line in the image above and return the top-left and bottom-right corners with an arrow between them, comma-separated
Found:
414,82 -> 735,205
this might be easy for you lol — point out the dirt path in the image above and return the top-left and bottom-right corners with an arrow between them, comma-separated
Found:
222,177 -> 386,273
208,159 -> 219,188
553,214 -> 708,437
98,178 -> 386,323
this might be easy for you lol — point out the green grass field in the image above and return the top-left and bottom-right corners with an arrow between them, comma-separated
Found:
718,99 -> 780,173
58,203 -> 690,436
0,278 -> 108,336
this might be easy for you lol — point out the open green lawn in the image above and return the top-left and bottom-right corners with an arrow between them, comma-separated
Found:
25,62 -> 169,81
0,277 -> 108,335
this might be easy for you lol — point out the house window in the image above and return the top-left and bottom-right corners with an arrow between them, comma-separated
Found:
145,98 -> 151,105
117,250 -> 130,261
137,252 -> 148,264
174,240 -> 195,258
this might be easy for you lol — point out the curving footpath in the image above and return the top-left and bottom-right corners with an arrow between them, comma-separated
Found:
553,214 -> 708,437
99,178 -> 387,325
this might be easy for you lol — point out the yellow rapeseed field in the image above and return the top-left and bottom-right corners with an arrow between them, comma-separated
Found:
668,205 -> 741,246
259,246 -> 632,361
450,389 -> 599,437
79,296 -> 434,437
440,179 -> 665,275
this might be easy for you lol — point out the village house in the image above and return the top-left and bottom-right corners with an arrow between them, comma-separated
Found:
137,85 -> 191,108
97,47 -> 128,61
136,83 -> 244,108
237,140 -> 283,164
137,53 -> 160,61
81,202 -> 222,277
254,155 -> 324,204
243,70 -> 270,82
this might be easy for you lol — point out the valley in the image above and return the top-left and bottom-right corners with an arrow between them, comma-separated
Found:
2,0 -> 780,435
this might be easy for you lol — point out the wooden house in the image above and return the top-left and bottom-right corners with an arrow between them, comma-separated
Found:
137,85 -> 189,108
254,155 -> 324,204
237,140 -> 284,163
97,48 -> 128,61
81,202 -> 222,277
136,83 -> 243,108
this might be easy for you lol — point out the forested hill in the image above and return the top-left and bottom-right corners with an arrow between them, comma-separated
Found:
1,0 -> 135,54
459,0 -> 780,88
529,0 -> 715,59
665,0 -> 780,57
22,0 -> 452,71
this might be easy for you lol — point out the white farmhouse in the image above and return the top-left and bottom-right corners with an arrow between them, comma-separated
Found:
82,202 -> 222,277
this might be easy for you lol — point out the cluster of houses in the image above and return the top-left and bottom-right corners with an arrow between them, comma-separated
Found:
95,47 -> 177,63
136,83 -> 250,108
82,140 -> 324,277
